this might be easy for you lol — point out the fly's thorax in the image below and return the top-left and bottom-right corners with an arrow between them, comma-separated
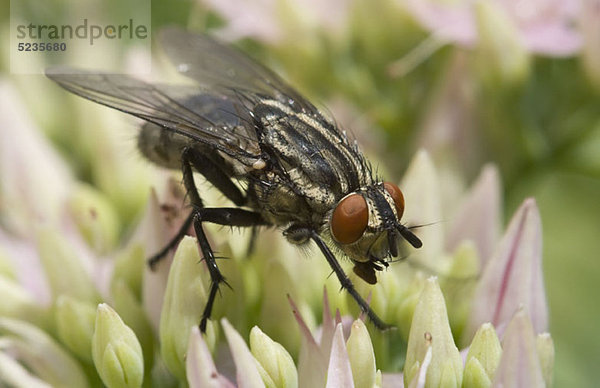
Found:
327,182 -> 407,264
253,99 -> 374,211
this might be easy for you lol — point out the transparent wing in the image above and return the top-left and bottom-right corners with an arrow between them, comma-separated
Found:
159,27 -> 319,113
45,67 -> 262,162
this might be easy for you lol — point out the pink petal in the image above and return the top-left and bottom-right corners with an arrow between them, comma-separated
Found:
187,327 -> 235,388
491,309 -> 545,387
382,373 -> 405,388
446,165 -> 502,264
521,23 -> 582,56
139,189 -> 175,332
0,81 -> 72,235
0,82 -> 112,302
503,0 -> 582,55
321,287 -> 335,347
402,0 -> 477,46
58,214 -> 111,298
403,0 -> 583,56
325,324 -> 354,388
221,319 -> 264,388
289,295 -> 328,387
130,177 -> 191,255
137,180 -> 192,333
466,198 -> 547,340
201,0 -> 351,43
0,231 -> 49,304
408,346 -> 432,388
201,0 -> 282,43
288,295 -> 318,347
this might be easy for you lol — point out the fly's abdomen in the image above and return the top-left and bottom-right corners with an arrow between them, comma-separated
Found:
138,123 -> 190,169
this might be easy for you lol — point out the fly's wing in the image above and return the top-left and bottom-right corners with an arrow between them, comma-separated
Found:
159,27 -> 319,114
157,28 -> 373,193
45,67 -> 262,164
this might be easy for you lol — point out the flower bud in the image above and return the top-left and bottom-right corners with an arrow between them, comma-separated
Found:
37,227 -> 100,304
0,351 -> 52,388
55,295 -> 96,362
446,164 -> 501,264
250,326 -> 298,388
0,82 -> 72,235
466,198 -> 547,340
0,317 -> 88,387
0,276 -> 46,327
581,0 -> 600,90
536,332 -> 554,387
463,323 -> 501,387
0,250 -> 17,280
111,243 -> 145,301
257,257 -> 300,352
491,309 -> 544,387
88,116 -> 152,226
374,370 -> 383,388
474,0 -> 530,87
68,183 -> 120,255
92,303 -> 144,388
326,323 -> 354,387
404,277 -> 462,387
159,236 -> 207,379
400,150 -> 444,268
346,319 -> 376,388
463,357 -> 491,388
111,280 -> 154,372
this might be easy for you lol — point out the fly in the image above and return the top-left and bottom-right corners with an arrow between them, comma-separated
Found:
46,27 -> 423,332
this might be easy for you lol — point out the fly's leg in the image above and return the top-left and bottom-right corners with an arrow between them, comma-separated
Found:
303,228 -> 392,330
192,207 -> 269,332
148,147 -> 247,269
184,147 -> 246,207
245,226 -> 259,257
147,212 -> 195,269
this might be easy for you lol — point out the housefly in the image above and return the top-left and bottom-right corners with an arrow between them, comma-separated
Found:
46,27 -> 422,332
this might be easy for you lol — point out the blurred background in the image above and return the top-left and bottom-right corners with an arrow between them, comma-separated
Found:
1,0 -> 599,385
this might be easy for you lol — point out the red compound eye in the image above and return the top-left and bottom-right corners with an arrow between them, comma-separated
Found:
331,194 -> 368,244
384,182 -> 405,219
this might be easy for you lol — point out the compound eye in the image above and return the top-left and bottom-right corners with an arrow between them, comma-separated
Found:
384,182 -> 405,219
331,194 -> 368,244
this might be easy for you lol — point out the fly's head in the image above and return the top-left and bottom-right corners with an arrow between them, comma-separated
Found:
328,182 -> 422,284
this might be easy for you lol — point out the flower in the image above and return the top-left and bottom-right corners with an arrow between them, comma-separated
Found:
0,135 -> 556,386
197,0 -> 351,43
402,0 -> 582,57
